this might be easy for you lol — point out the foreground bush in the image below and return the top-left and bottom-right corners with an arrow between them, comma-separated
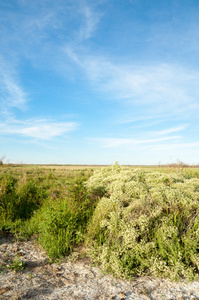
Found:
0,172 -> 46,229
17,175 -> 97,259
0,168 -> 96,260
86,163 -> 199,280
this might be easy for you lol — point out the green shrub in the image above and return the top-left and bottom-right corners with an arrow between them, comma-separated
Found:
20,177 -> 97,259
86,164 -> 199,281
0,172 -> 47,228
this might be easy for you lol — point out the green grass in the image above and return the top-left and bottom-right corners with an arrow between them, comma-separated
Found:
1,163 -> 199,280
0,166 -> 97,259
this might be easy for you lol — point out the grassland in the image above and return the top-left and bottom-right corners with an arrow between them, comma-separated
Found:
1,163 -> 199,281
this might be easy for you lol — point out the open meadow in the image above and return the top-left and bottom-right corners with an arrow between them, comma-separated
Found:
1,163 -> 199,283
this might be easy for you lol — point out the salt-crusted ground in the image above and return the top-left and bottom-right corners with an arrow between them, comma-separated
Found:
0,234 -> 199,300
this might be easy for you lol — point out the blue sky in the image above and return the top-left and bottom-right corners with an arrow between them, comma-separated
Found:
1,0 -> 199,165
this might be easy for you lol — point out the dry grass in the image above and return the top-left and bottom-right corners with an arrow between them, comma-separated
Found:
3,164 -> 107,170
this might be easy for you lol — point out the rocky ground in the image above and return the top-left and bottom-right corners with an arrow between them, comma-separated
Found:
0,233 -> 199,300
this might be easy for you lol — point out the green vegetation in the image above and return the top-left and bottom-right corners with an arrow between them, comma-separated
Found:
86,163 -> 199,281
0,166 -> 96,259
6,255 -> 27,272
1,163 -> 199,281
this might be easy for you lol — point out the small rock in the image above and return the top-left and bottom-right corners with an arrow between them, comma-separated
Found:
41,258 -> 49,264
109,295 -> 116,299
0,287 -> 10,295
177,298 -> 185,300
54,267 -> 61,272
117,292 -> 126,299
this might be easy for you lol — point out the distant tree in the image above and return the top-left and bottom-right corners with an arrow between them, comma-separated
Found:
0,155 -> 6,165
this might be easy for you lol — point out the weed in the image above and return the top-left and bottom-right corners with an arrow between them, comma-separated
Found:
27,273 -> 33,279
0,263 -> 3,272
7,255 -> 26,272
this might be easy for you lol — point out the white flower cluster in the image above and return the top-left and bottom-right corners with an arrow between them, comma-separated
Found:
86,164 -> 199,280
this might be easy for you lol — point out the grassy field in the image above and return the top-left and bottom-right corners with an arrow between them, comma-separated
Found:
1,163 -> 199,281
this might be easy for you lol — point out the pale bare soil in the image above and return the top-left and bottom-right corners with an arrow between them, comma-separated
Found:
0,234 -> 199,300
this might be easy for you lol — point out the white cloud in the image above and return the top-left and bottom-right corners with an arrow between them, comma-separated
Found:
92,135 -> 181,148
2,0 -> 199,121
86,59 -> 198,111
118,115 -> 161,124
89,125 -> 186,148
149,141 -> 199,152
150,125 -> 187,136
78,5 -> 102,41
0,119 -> 78,140
65,49 -> 199,116
0,57 -> 28,113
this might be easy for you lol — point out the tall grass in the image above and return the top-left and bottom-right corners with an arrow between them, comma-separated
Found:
0,167 -> 97,259
22,177 -> 98,259
0,172 -> 47,229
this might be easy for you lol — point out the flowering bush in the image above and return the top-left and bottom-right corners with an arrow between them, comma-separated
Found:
86,163 -> 199,280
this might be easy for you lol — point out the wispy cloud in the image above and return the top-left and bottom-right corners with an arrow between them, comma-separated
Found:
149,141 -> 199,152
150,125 -> 187,136
0,57 -> 28,114
65,48 -> 199,116
87,61 -> 199,113
77,5 -> 102,41
2,0 -> 199,123
92,135 -> 182,148
0,119 -> 78,140
118,115 -> 163,124
89,124 -> 187,148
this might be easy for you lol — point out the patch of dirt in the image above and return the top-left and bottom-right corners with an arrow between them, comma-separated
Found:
0,233 -> 199,300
